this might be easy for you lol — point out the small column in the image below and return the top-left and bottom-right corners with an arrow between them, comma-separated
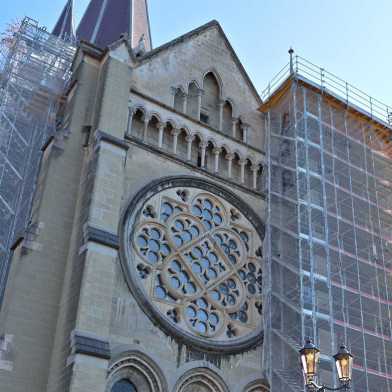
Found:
157,122 -> 165,148
170,86 -> 177,107
218,100 -> 225,131
172,128 -> 181,154
213,148 -> 222,173
241,123 -> 250,143
200,141 -> 207,168
239,159 -> 247,184
186,135 -> 195,161
142,115 -> 150,141
126,107 -> 135,136
232,118 -> 239,138
251,164 -> 260,189
182,93 -> 188,114
226,153 -> 234,178
196,88 -> 204,120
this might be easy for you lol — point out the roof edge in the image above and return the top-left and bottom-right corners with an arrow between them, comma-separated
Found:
260,75 -> 392,132
137,20 -> 262,105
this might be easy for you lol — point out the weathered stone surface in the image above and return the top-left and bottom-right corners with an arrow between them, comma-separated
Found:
0,16 -> 267,392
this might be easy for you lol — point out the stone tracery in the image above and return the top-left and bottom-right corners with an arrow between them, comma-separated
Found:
123,182 -> 263,349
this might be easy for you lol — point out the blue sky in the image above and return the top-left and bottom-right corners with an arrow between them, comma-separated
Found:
1,0 -> 391,105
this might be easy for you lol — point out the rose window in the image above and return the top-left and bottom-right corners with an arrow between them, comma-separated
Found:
122,180 -> 264,352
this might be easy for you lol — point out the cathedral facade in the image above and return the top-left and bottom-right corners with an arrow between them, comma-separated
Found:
0,1 -> 268,391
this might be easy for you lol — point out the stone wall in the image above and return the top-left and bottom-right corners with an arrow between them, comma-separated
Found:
0,20 -> 269,392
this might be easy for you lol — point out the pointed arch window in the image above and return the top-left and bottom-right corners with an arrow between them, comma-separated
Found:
112,379 -> 137,392
222,100 -> 233,136
202,72 -> 220,129
187,82 -> 200,119
174,88 -> 186,113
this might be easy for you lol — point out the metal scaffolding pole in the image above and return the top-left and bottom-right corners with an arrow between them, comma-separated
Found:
0,17 -> 75,305
263,53 -> 392,391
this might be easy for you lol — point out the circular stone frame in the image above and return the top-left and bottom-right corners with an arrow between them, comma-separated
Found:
119,176 -> 265,354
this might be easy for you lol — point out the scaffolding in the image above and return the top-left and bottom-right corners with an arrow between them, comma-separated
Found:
0,17 -> 75,304
263,55 -> 392,392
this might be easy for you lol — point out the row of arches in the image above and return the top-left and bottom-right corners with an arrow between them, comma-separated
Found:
107,351 -> 268,392
172,71 -> 250,142
126,106 -> 263,191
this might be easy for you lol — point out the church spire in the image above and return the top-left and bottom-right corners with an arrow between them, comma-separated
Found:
76,0 -> 152,51
52,0 -> 75,42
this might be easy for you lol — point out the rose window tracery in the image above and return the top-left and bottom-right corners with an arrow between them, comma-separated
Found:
122,180 -> 264,351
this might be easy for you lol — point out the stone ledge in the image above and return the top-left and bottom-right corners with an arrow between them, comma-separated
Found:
95,129 -> 129,151
71,330 -> 111,360
84,226 -> 120,250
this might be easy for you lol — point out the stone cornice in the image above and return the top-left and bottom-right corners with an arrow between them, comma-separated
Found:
71,330 -> 111,360
84,226 -> 120,249
95,129 -> 129,151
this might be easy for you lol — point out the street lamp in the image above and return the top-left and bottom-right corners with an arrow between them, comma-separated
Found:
334,345 -> 353,384
300,339 -> 320,385
300,340 -> 353,391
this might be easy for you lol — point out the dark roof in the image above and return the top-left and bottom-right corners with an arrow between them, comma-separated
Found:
139,20 -> 262,104
52,0 -> 75,42
76,0 -> 151,51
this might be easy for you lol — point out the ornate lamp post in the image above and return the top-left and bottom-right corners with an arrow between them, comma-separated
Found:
300,340 -> 353,391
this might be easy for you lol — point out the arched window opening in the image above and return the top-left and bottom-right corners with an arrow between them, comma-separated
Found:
241,125 -> 250,144
187,82 -> 199,119
112,379 -> 137,392
147,115 -> 160,145
202,72 -> 220,129
239,120 -> 246,143
234,118 -> 242,140
177,129 -> 188,160
175,368 -> 229,392
244,159 -> 253,188
222,101 -> 233,136
107,353 -> 167,392
197,150 -> 203,167
257,164 -> 264,191
205,141 -> 215,171
131,109 -> 144,140
220,147 -> 230,177
232,153 -> 242,181
182,382 -> 211,392
174,88 -> 186,113
162,122 -> 174,151
192,135 -> 203,167
243,380 -> 270,392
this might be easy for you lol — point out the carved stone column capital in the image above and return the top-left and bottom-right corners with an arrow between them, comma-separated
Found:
196,88 -> 204,97
156,121 -> 165,129
171,128 -> 181,136
199,141 -> 208,149
185,135 -> 195,143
